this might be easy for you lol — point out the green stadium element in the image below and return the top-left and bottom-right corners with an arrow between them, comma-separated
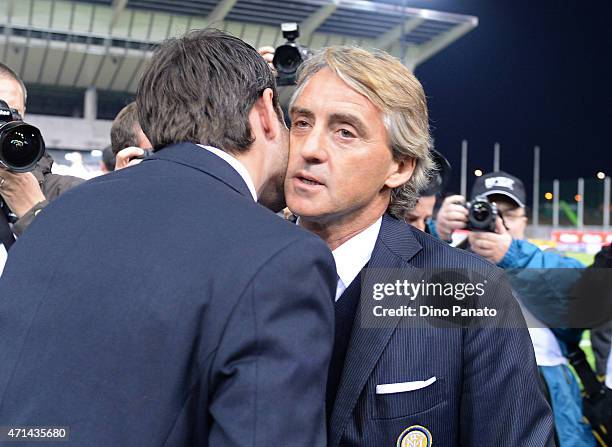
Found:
559,200 -> 578,226
565,252 -> 595,266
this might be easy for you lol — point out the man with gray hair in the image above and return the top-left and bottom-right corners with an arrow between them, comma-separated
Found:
284,46 -> 554,446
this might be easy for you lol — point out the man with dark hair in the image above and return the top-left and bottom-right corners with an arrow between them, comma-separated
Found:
110,102 -> 151,155
110,101 -> 152,170
0,29 -> 336,446
0,62 -> 82,253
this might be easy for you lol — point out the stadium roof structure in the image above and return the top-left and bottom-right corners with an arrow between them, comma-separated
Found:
1,0 -> 478,93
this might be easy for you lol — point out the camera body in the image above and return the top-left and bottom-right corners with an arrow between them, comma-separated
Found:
133,148 -> 154,160
465,195 -> 498,232
273,23 -> 311,86
0,99 -> 45,173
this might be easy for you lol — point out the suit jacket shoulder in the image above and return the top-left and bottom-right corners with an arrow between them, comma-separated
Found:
329,214 -> 554,447
0,142 -> 337,447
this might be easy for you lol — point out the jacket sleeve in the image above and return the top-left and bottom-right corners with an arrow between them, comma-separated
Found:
41,172 -> 85,201
13,173 -> 84,237
208,235 -> 336,447
460,267 -> 556,446
498,239 -> 586,327
11,200 -> 49,237
498,238 -> 584,269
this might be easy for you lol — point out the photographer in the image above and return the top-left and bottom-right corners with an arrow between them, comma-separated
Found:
436,171 -> 596,446
435,171 -> 583,269
0,63 -> 83,241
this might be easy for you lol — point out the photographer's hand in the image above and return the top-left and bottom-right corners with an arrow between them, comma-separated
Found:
115,147 -> 145,170
468,217 -> 512,264
0,168 -> 46,218
435,194 -> 468,241
258,46 -> 276,72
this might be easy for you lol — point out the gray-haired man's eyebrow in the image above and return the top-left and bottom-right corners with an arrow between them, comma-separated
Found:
289,107 -> 315,120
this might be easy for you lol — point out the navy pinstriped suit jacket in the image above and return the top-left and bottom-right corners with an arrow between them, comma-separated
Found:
329,214 -> 555,446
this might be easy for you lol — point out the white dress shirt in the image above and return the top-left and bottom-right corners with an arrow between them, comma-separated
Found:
606,341 -> 612,388
198,145 -> 257,202
519,301 -> 567,366
332,217 -> 382,301
0,244 -> 6,276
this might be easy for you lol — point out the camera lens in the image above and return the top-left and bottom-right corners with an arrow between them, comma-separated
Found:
472,202 -> 490,222
0,122 -> 45,172
273,44 -> 303,75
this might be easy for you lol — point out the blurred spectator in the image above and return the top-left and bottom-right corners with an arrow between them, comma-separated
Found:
110,102 -> 150,154
570,243 -> 612,443
401,148 -> 451,234
110,102 -> 152,170
0,62 -> 83,241
403,194 -> 435,232
100,146 -> 116,173
587,245 -> 612,378
436,171 -> 595,446
592,321 -> 612,377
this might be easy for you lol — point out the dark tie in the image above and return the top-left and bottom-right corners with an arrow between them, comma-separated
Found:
326,269 -> 364,418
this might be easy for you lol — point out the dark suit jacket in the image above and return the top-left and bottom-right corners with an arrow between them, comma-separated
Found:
0,142 -> 336,446
329,214 -> 555,446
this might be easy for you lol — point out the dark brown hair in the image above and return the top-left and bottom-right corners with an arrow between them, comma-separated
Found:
137,28 -> 280,153
110,102 -> 140,155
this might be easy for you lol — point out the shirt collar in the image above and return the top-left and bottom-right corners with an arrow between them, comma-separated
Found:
332,217 -> 382,291
198,145 -> 257,201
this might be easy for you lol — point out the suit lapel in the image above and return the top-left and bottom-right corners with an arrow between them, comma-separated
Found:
150,143 -> 253,199
329,214 -> 423,447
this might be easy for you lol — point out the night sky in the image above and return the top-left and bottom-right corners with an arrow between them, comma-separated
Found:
388,0 -> 611,199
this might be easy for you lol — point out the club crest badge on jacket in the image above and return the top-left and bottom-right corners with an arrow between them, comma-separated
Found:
397,425 -> 432,447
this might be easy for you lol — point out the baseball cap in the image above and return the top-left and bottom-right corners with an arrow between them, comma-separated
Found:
470,170 -> 526,207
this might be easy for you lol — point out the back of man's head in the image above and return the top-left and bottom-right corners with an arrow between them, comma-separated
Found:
111,102 -> 143,155
137,28 -> 281,153
0,62 -> 27,117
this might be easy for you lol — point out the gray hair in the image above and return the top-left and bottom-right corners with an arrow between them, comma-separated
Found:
290,46 -> 433,216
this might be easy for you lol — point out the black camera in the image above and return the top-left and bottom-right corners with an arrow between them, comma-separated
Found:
466,195 -> 498,232
0,99 -> 45,172
133,149 -> 154,160
273,23 -> 310,86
